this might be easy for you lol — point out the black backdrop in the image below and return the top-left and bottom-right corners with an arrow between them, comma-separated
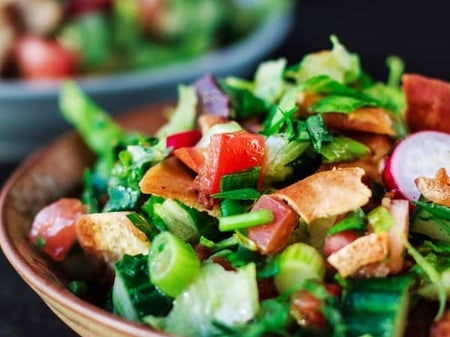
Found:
1,1 -> 449,336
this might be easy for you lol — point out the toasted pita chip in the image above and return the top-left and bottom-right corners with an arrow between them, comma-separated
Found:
323,107 -> 397,136
273,167 -> 371,224
415,168 -> 450,207
76,212 -> 150,269
327,232 -> 389,278
139,157 -> 219,217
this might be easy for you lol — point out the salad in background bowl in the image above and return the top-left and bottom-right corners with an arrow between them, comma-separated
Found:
0,0 -> 293,162
1,36 -> 450,337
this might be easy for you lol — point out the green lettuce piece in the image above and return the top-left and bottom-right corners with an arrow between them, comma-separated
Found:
367,206 -> 395,233
263,134 -> 310,185
319,136 -> 371,163
59,81 -> 126,156
156,84 -> 198,137
327,208 -> 366,236
294,35 -> 361,85
144,263 -> 259,337
262,86 -> 299,134
254,58 -> 287,103
104,141 -> 169,212
309,95 -> 378,114
406,241 -> 447,319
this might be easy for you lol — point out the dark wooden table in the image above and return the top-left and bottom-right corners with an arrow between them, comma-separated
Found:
1,1 -> 449,336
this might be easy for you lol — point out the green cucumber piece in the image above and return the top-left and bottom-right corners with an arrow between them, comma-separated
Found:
112,254 -> 172,322
342,275 -> 413,337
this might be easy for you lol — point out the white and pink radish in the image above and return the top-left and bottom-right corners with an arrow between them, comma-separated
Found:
383,131 -> 450,201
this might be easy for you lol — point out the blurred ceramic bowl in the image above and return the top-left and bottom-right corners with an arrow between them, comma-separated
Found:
0,8 -> 293,162
0,106 -> 176,337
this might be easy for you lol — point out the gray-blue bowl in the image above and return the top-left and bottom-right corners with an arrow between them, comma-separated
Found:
0,9 -> 293,162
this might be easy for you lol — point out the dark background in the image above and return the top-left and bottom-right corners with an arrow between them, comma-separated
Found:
1,1 -> 449,336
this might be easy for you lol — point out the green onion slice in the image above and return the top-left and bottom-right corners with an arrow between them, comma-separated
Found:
274,242 -> 325,294
219,209 -> 274,232
148,231 -> 200,298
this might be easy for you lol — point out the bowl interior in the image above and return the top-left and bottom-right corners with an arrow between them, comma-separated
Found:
0,106 -> 173,337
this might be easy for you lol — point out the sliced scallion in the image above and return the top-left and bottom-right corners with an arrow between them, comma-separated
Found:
213,188 -> 261,201
274,242 -> 325,294
148,231 -> 200,298
220,167 -> 261,192
218,209 -> 274,232
220,198 -> 248,217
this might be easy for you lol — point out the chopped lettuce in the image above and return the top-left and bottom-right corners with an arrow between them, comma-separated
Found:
254,58 -> 287,103
104,139 -> 169,211
319,136 -> 371,163
144,263 -> 259,337
293,35 -> 361,85
263,134 -> 309,185
59,81 -> 126,156
156,84 -> 198,138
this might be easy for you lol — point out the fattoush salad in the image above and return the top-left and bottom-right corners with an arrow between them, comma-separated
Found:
28,36 -> 450,337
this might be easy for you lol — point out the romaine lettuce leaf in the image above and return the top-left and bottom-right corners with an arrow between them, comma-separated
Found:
294,35 -> 361,85
156,84 -> 198,137
254,58 -> 287,103
144,263 -> 259,337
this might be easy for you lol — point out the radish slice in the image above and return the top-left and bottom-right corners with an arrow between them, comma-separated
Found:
383,131 -> 450,201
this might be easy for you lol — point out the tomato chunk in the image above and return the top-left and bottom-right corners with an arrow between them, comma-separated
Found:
14,35 -> 78,80
28,198 -> 86,261
195,131 -> 265,196
173,147 -> 206,173
323,230 -> 359,257
247,195 -> 299,255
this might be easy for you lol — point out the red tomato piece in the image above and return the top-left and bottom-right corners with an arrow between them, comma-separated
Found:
66,0 -> 112,17
28,198 -> 86,261
290,283 -> 341,329
173,147 -> 206,173
323,230 -> 359,257
195,131 -> 265,196
14,35 -> 78,80
166,130 -> 202,150
247,195 -> 299,255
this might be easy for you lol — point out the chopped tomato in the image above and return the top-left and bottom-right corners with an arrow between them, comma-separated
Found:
28,198 -> 86,261
66,0 -> 112,17
323,230 -> 359,257
173,147 -> 206,173
14,35 -> 78,80
247,195 -> 299,255
290,283 -> 341,329
195,131 -> 265,196
166,130 -> 202,150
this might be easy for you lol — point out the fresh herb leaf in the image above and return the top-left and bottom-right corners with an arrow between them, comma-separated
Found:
327,208 -> 366,236
319,136 -> 371,163
305,114 -> 333,152
220,80 -> 270,120
309,95 -> 377,114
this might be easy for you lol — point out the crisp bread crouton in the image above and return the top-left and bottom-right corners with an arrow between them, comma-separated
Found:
273,167 -> 371,224
76,212 -> 150,270
327,232 -> 389,278
415,168 -> 450,207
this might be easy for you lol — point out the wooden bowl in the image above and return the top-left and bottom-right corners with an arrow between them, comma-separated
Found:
0,106 -> 172,337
